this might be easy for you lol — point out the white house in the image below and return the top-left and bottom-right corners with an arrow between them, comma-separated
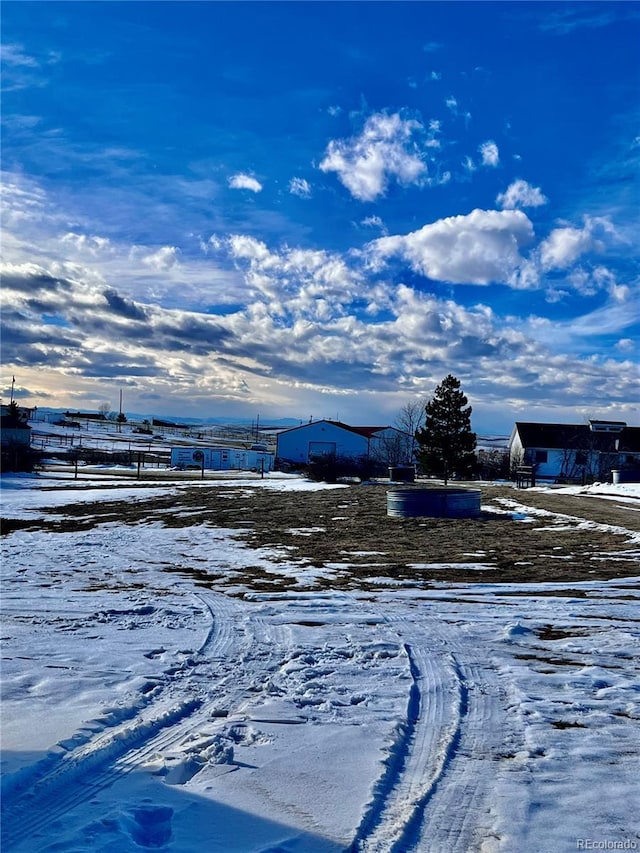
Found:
509,420 -> 640,483
276,419 -> 411,466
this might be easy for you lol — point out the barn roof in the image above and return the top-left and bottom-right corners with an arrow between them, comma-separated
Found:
276,419 -> 400,438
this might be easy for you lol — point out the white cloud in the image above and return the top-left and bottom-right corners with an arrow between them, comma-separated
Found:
497,179 -> 548,209
539,225 -> 595,270
1,43 -> 39,68
319,112 -> 426,201
368,208 -> 535,286
0,173 -> 48,224
361,215 -> 387,235
228,173 -> 263,193
224,235 -> 363,319
61,232 -> 113,254
610,283 -> 631,302
462,156 -> 477,173
140,246 -> 180,271
289,177 -> 311,197
479,140 -> 500,167
616,338 -> 635,353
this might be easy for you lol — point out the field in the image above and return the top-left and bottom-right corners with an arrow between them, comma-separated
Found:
1,473 -> 639,852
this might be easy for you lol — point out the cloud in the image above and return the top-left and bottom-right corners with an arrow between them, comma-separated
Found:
289,177 -> 311,197
368,208 -> 535,286
0,262 -> 74,295
223,235 -> 364,317
497,179 -> 548,209
62,232 -> 113,254
539,8 -> 619,35
139,246 -> 180,271
228,173 -> 263,192
462,155 -> 477,174
2,168 -> 635,425
1,173 -> 48,224
0,43 -> 40,68
319,112 -> 426,201
541,297 -> 640,341
0,42 -> 60,92
616,338 -> 635,353
3,234 -> 637,424
539,225 -> 596,270
361,215 -> 388,235
103,289 -> 148,321
479,141 -> 500,167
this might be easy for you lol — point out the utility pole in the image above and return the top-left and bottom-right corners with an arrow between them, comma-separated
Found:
10,376 -> 15,405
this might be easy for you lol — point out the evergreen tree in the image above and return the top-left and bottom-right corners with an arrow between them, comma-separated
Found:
414,374 -> 477,484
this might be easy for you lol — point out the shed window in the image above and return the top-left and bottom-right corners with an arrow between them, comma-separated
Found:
575,452 -> 587,465
534,450 -> 548,464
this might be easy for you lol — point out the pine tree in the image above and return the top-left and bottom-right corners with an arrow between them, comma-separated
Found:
414,374 -> 477,484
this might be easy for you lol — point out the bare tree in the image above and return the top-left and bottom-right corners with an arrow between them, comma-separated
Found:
395,398 -> 427,462
371,430 -> 411,467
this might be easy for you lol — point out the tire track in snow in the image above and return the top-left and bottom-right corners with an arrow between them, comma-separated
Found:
1,698 -> 204,848
1,591 -> 290,851
413,654 -> 506,853
350,606 -> 507,853
350,640 -> 464,853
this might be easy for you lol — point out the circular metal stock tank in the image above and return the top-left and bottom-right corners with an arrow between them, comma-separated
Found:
387,487 -> 481,518
388,466 -> 416,483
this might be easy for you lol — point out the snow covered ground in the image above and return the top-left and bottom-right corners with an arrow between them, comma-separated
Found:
1,474 -> 639,852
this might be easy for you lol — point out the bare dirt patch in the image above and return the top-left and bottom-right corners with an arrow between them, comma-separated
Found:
3,481 -> 638,588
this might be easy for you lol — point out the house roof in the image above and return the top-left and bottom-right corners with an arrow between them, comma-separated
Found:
513,422 -> 640,453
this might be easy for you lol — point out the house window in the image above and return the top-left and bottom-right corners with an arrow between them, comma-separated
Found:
534,450 -> 548,464
575,452 -> 587,465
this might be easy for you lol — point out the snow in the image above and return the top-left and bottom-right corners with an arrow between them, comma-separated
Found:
1,475 -> 639,852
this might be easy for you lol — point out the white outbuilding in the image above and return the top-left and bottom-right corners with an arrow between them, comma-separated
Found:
170,446 -> 274,472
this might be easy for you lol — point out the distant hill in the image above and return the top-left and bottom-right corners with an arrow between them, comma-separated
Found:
31,407 -> 301,429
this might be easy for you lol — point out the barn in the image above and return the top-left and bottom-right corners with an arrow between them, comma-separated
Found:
276,419 -> 411,466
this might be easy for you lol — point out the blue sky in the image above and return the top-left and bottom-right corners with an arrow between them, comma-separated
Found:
2,1 -> 639,433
